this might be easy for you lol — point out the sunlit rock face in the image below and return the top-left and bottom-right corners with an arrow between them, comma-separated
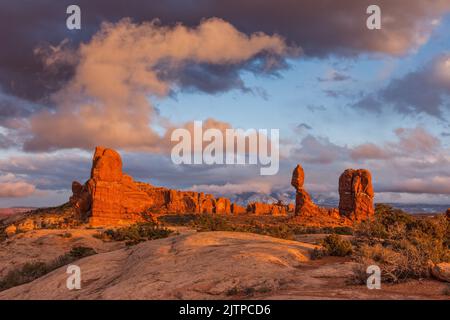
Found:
290,164 -> 374,225
338,169 -> 374,221
291,164 -> 321,217
69,146 -> 237,227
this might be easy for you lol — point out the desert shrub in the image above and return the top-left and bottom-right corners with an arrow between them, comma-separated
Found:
98,220 -> 173,246
0,225 -> 6,242
58,232 -> 72,238
0,246 -> 96,291
355,204 -> 414,241
444,285 -> 450,296
291,225 -> 353,236
352,204 -> 450,283
226,284 -> 273,297
159,214 -> 197,226
331,226 -> 354,235
310,247 -> 326,260
192,214 -> 234,232
68,246 -> 97,259
189,214 -> 297,240
246,221 -> 295,240
321,234 -> 353,257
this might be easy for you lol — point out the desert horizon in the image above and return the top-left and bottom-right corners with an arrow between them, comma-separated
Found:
0,0 -> 449,309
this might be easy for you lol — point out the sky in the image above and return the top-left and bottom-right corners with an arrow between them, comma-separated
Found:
1,0 -> 450,207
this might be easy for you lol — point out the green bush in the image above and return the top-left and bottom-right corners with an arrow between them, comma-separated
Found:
321,234 -> 353,256
68,246 -> 97,259
192,214 -> 234,232
0,246 -> 96,291
161,213 -> 354,240
98,220 -> 173,246
188,214 -> 297,240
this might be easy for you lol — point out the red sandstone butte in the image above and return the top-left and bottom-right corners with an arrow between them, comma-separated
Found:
231,203 -> 246,215
70,146 -> 238,227
338,169 -> 374,221
246,202 -> 288,216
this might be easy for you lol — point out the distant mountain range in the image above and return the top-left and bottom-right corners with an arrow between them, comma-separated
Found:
0,207 -> 36,218
227,191 -> 449,214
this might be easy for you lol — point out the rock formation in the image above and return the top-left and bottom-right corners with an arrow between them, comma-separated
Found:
246,202 -> 288,216
231,203 -> 246,215
70,147 -> 154,226
289,164 -> 374,225
431,262 -> 450,283
291,164 -> 321,216
70,147 -> 377,227
446,208 -> 450,221
338,169 -> 374,221
70,146 -> 239,227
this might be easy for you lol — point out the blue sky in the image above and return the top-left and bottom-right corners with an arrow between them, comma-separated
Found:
158,14 -> 450,147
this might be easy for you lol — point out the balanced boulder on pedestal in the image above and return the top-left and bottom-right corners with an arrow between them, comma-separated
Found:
291,164 -> 321,216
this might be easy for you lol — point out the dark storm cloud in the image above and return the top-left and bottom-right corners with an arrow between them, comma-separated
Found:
157,62 -> 254,95
353,54 -> 450,118
1,0 -> 448,104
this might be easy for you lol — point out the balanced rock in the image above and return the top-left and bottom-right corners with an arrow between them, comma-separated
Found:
291,164 -> 321,216
338,169 -> 374,221
291,164 -> 305,190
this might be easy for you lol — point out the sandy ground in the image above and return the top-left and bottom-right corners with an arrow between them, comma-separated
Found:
0,229 -> 448,300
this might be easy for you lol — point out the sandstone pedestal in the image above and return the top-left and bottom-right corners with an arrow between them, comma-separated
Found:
291,164 -> 321,216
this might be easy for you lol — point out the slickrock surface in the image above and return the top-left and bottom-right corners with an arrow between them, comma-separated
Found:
1,231 -> 447,300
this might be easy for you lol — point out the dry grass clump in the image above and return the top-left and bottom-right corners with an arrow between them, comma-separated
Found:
352,204 -> 450,283
311,234 -> 353,259
0,246 -> 96,291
